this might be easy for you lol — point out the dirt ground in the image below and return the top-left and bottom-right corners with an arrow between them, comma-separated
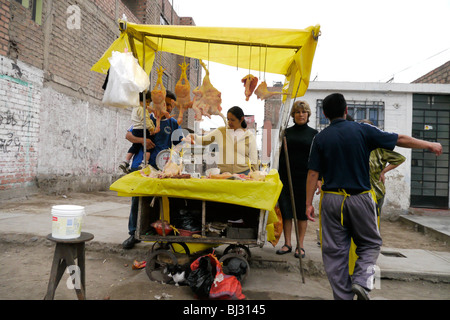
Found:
0,191 -> 449,301
0,238 -> 449,301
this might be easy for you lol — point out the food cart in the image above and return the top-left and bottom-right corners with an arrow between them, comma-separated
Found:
110,168 -> 283,282
92,21 -> 320,283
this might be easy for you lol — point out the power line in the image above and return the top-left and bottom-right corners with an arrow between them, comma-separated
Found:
383,47 -> 450,82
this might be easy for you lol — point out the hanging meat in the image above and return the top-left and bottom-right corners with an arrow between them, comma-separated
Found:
241,74 -> 258,101
254,81 -> 286,100
150,66 -> 171,133
191,60 -> 226,125
174,61 -> 193,125
191,86 -> 209,121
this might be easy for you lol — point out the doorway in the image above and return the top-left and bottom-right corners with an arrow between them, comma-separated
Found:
410,94 -> 450,208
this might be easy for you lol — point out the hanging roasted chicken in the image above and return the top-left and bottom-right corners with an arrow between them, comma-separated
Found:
254,81 -> 286,100
174,61 -> 192,125
191,60 -> 226,125
150,66 -> 171,133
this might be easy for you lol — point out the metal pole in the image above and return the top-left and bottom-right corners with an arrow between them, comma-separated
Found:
283,135 -> 306,283
142,90 -> 147,168
142,37 -> 147,168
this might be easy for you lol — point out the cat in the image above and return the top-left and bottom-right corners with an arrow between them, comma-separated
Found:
166,263 -> 191,286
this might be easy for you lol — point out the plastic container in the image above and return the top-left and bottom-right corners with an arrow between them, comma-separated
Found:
178,229 -> 201,237
151,220 -> 173,236
51,205 -> 85,239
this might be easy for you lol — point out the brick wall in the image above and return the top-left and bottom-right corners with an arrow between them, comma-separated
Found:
261,83 -> 283,163
7,0 -> 44,69
412,60 -> 450,84
0,0 -> 200,199
0,56 -> 42,196
0,0 -> 10,56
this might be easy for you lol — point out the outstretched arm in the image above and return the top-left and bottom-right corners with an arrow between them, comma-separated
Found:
396,134 -> 442,156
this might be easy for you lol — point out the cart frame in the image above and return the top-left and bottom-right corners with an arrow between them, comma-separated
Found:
136,196 -> 268,247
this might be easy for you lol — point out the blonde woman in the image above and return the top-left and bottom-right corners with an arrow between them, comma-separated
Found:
276,101 -> 320,258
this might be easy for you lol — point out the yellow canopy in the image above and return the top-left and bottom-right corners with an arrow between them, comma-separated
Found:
92,22 -> 320,98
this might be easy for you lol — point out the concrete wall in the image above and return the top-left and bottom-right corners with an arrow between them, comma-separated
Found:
36,85 -> 129,194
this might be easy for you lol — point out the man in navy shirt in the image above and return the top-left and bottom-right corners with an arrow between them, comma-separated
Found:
306,93 -> 442,300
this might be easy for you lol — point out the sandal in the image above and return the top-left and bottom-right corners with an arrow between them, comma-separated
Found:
276,244 -> 292,255
295,247 -> 305,259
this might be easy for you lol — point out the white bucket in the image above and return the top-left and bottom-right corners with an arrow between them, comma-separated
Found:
51,205 -> 85,239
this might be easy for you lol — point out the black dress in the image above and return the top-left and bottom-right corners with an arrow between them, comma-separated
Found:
278,123 -> 318,221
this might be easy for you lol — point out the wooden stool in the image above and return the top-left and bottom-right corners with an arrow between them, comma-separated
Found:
44,232 -> 94,300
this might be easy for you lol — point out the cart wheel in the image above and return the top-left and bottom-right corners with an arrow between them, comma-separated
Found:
223,244 -> 251,261
219,253 -> 250,283
170,242 -> 191,256
145,249 -> 178,283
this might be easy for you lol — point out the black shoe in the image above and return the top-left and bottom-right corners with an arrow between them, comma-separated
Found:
294,247 -> 306,259
352,283 -> 370,300
276,244 -> 292,255
122,235 -> 141,249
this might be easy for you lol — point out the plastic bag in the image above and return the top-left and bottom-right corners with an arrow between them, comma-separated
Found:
188,253 -> 245,300
268,205 -> 283,247
224,257 -> 247,282
177,209 -> 202,231
187,255 -> 215,298
102,51 -> 150,108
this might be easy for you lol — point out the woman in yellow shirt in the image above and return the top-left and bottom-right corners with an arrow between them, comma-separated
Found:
185,106 -> 258,174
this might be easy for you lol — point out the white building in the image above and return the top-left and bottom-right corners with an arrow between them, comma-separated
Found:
297,81 -> 450,216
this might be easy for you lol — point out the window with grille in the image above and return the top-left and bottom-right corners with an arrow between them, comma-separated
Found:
14,0 -> 42,25
315,99 -> 385,131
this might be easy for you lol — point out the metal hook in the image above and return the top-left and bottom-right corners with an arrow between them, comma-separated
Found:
207,40 -> 210,70
248,44 -> 252,73
236,42 -> 239,70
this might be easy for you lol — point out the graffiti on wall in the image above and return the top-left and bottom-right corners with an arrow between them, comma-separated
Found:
61,129 -> 107,162
0,132 -> 22,154
0,73 -> 36,157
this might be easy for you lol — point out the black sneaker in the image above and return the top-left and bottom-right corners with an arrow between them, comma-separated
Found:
119,161 -> 130,174
122,235 -> 141,249
352,283 -> 370,300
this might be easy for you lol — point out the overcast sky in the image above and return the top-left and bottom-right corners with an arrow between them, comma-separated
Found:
171,0 -> 450,129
